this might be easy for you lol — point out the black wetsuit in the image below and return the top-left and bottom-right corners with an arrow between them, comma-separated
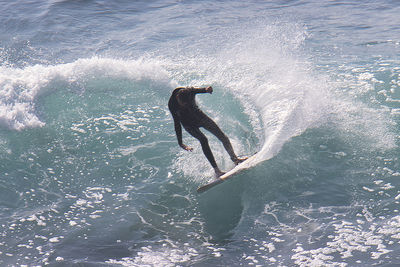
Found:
168,87 -> 238,171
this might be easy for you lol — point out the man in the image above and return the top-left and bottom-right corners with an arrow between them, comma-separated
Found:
168,86 -> 247,177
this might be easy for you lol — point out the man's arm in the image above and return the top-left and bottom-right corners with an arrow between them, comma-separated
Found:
183,86 -> 213,94
172,113 -> 193,151
168,91 -> 193,151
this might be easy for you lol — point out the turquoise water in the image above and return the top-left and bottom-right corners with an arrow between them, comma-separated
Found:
1,1 -> 400,266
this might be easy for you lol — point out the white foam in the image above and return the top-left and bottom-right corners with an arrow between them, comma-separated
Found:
0,57 -> 173,131
107,245 -> 198,267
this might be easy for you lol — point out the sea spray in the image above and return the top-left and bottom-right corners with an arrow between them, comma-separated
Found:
165,20 -> 330,170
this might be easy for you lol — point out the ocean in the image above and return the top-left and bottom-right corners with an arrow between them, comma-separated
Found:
1,0 -> 400,266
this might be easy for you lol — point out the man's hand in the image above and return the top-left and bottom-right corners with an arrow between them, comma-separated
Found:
180,144 -> 193,151
205,86 -> 213,94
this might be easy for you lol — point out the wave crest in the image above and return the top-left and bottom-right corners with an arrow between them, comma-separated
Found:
0,57 -> 172,131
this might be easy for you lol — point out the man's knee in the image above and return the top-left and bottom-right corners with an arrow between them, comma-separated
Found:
220,132 -> 228,141
216,131 -> 229,144
207,124 -> 227,141
198,135 -> 208,145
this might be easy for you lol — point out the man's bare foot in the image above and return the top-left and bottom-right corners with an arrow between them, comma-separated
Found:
234,156 -> 248,165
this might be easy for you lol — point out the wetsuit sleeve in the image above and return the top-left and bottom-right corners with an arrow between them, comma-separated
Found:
175,86 -> 208,96
185,86 -> 208,94
168,94 -> 184,147
172,113 -> 183,146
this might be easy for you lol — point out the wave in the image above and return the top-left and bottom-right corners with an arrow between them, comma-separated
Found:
0,57 -> 173,131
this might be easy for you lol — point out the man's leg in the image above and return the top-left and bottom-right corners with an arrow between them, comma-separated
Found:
184,126 -> 224,177
202,117 -> 247,165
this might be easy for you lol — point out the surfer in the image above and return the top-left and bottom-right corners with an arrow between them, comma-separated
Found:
168,86 -> 247,177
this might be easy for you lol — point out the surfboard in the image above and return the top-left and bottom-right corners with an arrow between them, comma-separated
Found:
197,153 -> 259,193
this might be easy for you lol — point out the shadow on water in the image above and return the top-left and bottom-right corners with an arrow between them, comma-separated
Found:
197,173 -> 247,241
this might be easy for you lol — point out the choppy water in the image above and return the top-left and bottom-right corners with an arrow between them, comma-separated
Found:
1,0 -> 400,266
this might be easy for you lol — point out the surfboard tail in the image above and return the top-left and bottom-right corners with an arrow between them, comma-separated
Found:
197,178 -> 224,193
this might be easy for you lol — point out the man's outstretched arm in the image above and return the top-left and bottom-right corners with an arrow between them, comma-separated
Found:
183,86 -> 213,94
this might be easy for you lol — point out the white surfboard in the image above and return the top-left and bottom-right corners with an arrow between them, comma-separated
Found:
197,153 -> 259,193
